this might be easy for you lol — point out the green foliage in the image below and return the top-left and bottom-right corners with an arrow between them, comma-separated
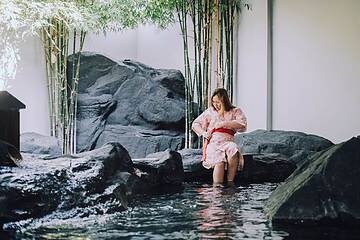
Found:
91,0 -> 147,31
143,0 -> 178,29
0,0 -> 95,89
0,0 -> 178,89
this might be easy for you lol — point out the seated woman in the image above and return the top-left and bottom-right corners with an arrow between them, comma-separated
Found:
191,88 -> 247,184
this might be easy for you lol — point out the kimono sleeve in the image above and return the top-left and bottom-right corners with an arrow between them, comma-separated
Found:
233,108 -> 247,133
191,108 -> 211,137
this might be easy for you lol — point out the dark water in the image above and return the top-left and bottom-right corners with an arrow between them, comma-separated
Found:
2,182 -> 359,239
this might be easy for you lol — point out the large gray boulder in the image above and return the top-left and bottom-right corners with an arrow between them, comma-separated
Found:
264,137 -> 360,226
236,129 -> 333,165
72,53 -> 185,157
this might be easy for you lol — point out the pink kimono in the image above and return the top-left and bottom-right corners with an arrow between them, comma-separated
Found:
191,107 -> 247,169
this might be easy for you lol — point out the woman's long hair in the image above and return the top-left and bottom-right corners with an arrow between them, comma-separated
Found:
211,88 -> 235,111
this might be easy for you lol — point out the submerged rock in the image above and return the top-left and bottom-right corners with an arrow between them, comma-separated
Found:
264,137 -> 360,226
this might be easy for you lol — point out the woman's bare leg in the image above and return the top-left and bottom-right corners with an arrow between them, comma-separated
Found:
227,152 -> 239,182
239,154 -> 244,170
213,162 -> 225,184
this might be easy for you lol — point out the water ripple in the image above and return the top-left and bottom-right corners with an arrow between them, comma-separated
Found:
3,182 -> 290,239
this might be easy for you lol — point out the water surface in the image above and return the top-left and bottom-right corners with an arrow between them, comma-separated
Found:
3,182 -> 358,239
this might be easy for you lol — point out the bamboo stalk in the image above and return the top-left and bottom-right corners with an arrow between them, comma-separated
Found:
197,0 -> 202,115
208,0 -> 214,99
220,2 -> 224,88
202,0 -> 209,109
191,0 -> 198,103
42,28 -> 53,136
215,0 -> 220,87
222,1 -> 228,90
177,2 -> 191,148
69,30 -> 86,153
229,2 -> 234,101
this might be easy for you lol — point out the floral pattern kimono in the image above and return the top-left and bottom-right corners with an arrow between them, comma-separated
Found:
191,107 -> 247,169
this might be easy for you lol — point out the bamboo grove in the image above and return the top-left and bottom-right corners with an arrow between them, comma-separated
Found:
40,2 -> 87,154
41,23 -> 85,154
175,0 -> 245,148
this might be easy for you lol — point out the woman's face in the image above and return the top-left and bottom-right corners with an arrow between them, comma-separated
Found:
212,95 -> 224,112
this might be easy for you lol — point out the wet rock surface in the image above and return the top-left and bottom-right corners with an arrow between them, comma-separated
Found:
132,149 -> 184,191
264,137 -> 360,226
0,143 -> 132,225
0,143 -> 184,227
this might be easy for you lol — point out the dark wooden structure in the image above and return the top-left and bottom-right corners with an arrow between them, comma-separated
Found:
0,91 -> 26,150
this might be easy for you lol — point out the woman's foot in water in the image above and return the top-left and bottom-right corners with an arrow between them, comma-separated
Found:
227,181 -> 235,187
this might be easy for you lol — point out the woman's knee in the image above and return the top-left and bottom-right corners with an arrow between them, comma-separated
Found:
228,151 -> 239,164
228,142 -> 239,149
227,144 -> 240,157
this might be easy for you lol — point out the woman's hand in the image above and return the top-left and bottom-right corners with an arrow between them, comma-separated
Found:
202,131 -> 212,140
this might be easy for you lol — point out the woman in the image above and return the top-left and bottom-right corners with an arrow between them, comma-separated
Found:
191,88 -> 247,184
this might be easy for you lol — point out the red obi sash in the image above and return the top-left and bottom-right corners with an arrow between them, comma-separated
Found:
202,128 -> 236,161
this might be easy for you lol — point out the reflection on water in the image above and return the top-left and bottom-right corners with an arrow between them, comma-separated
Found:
3,182 -> 287,239
195,184 -> 274,239
4,182 -> 357,239
196,185 -> 239,239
